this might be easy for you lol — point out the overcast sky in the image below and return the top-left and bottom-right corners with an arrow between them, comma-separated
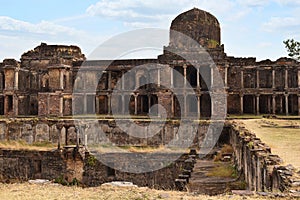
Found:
1,0 -> 300,61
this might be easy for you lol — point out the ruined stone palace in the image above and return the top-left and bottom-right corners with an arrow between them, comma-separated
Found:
0,8 -> 299,118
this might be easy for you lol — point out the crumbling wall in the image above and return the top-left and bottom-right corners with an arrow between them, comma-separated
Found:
229,122 -> 298,192
0,119 -> 211,148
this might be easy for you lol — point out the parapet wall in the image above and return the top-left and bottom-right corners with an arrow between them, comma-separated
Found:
0,119 -> 213,147
229,121 -> 299,192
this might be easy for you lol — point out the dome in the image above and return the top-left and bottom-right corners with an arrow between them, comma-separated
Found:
169,8 -> 221,48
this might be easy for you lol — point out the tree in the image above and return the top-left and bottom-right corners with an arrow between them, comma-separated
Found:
283,39 -> 300,61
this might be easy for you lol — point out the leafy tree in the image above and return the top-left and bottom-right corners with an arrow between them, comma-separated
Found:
283,39 -> 300,60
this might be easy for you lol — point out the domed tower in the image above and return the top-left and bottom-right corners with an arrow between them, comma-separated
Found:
169,8 -> 221,49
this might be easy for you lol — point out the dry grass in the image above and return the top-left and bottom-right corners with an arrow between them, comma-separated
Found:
0,140 -> 56,151
206,164 -> 238,178
241,119 -> 300,169
88,144 -> 189,154
0,183 -> 292,200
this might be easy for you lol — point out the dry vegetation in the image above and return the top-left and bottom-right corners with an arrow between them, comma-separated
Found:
0,140 -> 56,151
241,119 -> 300,169
0,183 -> 294,200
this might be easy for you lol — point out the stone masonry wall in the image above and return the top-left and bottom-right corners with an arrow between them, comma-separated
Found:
0,119 -> 211,148
229,121 -> 299,193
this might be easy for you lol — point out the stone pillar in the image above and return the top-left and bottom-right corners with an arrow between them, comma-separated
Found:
280,96 -> 283,114
14,69 -> 19,90
272,68 -> 276,89
298,95 -> 300,115
256,69 -> 260,88
134,94 -> 138,115
95,96 -> 99,114
285,68 -> 288,89
298,68 -> 300,88
0,73 -> 3,91
197,95 -> 201,119
211,65 -> 214,88
183,64 -> 187,88
285,94 -> 289,115
170,67 -> 174,88
267,96 -> 271,114
253,96 -> 256,114
240,94 -> 244,115
241,69 -> 244,89
57,124 -> 63,149
272,95 -> 276,114
122,95 -> 125,114
60,70 -> 64,89
256,95 -> 260,115
108,94 -> 112,115
121,71 -> 125,90
148,95 -> 151,114
157,67 -> 161,87
13,95 -> 18,116
225,65 -> 228,88
197,68 -> 200,89
59,95 -> 63,117
108,71 -> 112,90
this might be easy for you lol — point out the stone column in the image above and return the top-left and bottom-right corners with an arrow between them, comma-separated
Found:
272,95 -> 276,114
170,67 -> 174,88
211,65 -> 214,88
134,94 -> 138,115
241,69 -> 244,89
95,96 -> 99,114
225,65 -> 228,88
285,68 -> 288,89
13,95 -> 18,116
240,94 -> 244,115
197,68 -> 200,89
148,95 -> 151,114
59,95 -> 63,117
267,96 -> 271,114
298,68 -> 300,88
157,67 -> 161,87
183,64 -> 187,88
298,95 -> 300,115
272,68 -> 276,89
108,94 -> 112,115
83,95 -> 87,114
285,94 -> 289,115
108,71 -> 112,90
56,124 -> 63,149
121,71 -> 125,90
197,95 -> 201,119
171,94 -> 175,117
60,69 -> 64,89
122,95 -> 125,114
280,96 -> 283,114
256,69 -> 260,88
253,96 -> 256,114
14,69 -> 19,90
256,95 -> 260,115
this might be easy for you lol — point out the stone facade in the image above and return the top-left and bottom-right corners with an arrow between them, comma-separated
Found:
0,8 -> 299,118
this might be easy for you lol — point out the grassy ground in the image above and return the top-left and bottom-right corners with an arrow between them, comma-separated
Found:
0,140 -> 56,151
0,183 -> 293,200
241,119 -> 300,169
